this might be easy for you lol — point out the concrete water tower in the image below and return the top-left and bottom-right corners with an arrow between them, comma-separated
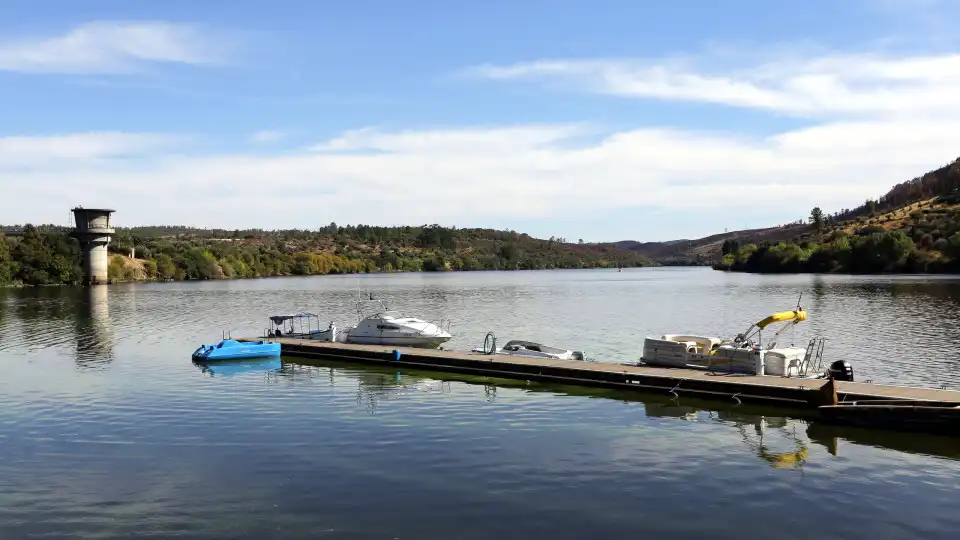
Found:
70,207 -> 116,285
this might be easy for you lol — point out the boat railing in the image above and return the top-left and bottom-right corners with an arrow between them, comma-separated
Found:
802,337 -> 826,377
430,317 -> 452,334
481,331 -> 497,354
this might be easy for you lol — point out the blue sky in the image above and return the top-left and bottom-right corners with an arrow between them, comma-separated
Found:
2,0 -> 960,241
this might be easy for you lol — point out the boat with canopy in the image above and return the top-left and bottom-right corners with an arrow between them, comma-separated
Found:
266,313 -> 337,341
641,297 -> 829,377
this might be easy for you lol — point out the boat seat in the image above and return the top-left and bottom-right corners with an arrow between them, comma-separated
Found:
785,357 -> 802,377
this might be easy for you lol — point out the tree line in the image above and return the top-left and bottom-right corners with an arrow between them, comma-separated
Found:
0,223 -> 655,286
716,198 -> 960,274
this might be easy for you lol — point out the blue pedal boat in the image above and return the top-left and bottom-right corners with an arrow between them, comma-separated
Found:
191,339 -> 281,361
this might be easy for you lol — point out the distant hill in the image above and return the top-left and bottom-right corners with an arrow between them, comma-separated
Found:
615,225 -> 808,265
617,157 -> 960,268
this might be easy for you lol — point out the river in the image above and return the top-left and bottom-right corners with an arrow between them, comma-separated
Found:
2,268 -> 959,538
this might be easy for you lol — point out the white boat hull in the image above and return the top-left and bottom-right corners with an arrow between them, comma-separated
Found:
472,340 -> 586,361
299,329 -> 337,342
342,313 -> 452,350
346,334 -> 451,349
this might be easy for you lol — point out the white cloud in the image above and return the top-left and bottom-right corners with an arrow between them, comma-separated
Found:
250,130 -> 285,143
4,43 -> 959,239
0,132 -> 182,168
464,53 -> 960,119
310,125 -> 587,154
2,121 -> 956,238
0,21 -> 232,74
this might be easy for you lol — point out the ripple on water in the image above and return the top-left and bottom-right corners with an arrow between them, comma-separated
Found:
2,271 -> 960,539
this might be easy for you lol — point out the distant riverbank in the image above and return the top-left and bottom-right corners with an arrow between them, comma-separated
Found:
0,224 -> 655,287
713,228 -> 960,275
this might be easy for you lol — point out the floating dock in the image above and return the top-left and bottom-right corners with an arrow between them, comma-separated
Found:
241,338 -> 960,410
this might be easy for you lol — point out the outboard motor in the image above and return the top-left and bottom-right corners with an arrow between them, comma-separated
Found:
827,360 -> 854,382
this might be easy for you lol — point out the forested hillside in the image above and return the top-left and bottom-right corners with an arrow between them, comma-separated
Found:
716,158 -> 960,274
0,223 -> 654,286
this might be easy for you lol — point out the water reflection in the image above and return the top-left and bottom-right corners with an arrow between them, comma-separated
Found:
0,293 -> 7,335
74,285 -> 113,368
4,270 -> 960,540
284,356 -> 960,463
643,399 -> 809,468
2,286 -> 115,366
277,362 -> 454,414
716,410 -> 809,469
806,422 -> 960,460
11,287 -> 76,341
353,372 -> 452,414
193,357 -> 283,378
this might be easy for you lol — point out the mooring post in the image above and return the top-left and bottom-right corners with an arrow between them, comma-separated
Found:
816,378 -> 839,407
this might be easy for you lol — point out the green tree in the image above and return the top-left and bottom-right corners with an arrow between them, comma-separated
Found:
944,232 -> 960,262
143,259 -> 158,279
866,199 -> 877,216
154,254 -> 177,280
0,234 -> 14,285
108,255 -> 127,282
809,207 -> 825,236
849,231 -> 916,273
12,225 -> 82,285
721,239 -> 740,256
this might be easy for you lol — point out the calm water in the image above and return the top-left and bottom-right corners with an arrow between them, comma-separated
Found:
2,268 -> 959,539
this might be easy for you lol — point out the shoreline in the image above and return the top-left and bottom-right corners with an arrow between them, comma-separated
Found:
1,263 -> 659,288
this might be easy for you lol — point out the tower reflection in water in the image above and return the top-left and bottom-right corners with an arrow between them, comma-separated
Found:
75,285 -> 114,368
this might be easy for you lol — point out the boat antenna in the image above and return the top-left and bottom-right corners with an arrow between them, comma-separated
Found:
356,282 -> 362,324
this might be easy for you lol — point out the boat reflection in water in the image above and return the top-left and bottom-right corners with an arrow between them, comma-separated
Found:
645,400 -> 809,469
716,410 -> 809,469
279,356 -> 960,462
279,362 -> 451,414
193,357 -> 283,378
352,371 -> 451,414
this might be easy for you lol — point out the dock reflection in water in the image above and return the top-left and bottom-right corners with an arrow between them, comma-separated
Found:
286,356 -> 959,464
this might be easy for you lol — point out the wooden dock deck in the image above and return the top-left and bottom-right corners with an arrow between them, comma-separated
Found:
241,338 -> 960,409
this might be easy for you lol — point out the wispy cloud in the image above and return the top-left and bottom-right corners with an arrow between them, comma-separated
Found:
3,121 -> 957,237
0,132 -> 183,168
309,124 -> 588,153
0,21 -> 234,74
464,52 -> 960,119
250,130 -> 285,143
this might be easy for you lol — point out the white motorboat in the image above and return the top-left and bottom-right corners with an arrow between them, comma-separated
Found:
267,313 -> 337,341
472,333 -> 586,361
341,294 -> 451,349
640,303 -> 825,377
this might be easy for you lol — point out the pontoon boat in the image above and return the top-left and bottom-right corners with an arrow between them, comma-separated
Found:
640,304 -> 826,377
